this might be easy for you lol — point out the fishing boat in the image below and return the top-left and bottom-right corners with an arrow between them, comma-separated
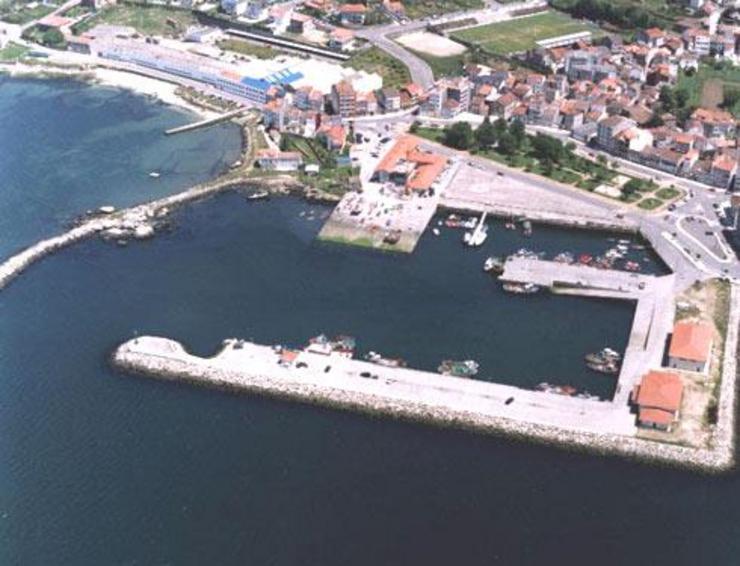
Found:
502,282 -> 541,294
305,334 -> 356,358
463,212 -> 488,247
624,260 -> 641,272
553,252 -> 574,264
438,359 -> 479,378
365,351 -> 407,368
521,219 -> 533,237
432,228 -> 440,236
483,256 -> 505,274
586,361 -> 620,374
246,189 -> 269,201
578,253 -> 593,265
149,171 -> 160,178
536,383 -> 577,396
584,348 -> 621,365
445,213 -> 463,228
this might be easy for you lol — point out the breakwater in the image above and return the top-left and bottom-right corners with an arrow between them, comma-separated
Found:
112,280 -> 740,474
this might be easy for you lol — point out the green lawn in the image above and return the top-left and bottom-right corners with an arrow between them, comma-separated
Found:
452,10 -> 601,54
656,187 -> 681,201
678,64 -> 740,118
0,2 -> 55,25
403,0 -> 483,21
75,5 -> 197,37
217,38 -> 276,60
637,197 -> 663,210
0,41 -> 28,61
346,46 -> 410,89
406,48 -> 465,79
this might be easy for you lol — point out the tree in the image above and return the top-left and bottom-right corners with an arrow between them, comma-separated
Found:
497,132 -> 518,156
442,122 -> 474,150
409,121 -> 420,134
493,117 -> 508,136
596,154 -> 607,165
659,85 -> 675,112
474,116 -> 497,149
41,28 -> 65,48
509,120 -> 525,148
531,134 -> 565,164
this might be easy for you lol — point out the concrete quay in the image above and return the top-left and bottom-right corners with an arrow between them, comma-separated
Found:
500,257 -> 676,409
164,108 -> 248,135
112,329 -> 737,472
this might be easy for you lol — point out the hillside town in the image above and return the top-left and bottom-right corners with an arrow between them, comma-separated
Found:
2,0 -> 740,193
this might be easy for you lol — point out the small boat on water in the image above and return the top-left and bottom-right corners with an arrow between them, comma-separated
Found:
521,220 -> 533,237
536,383 -> 577,396
484,256 -> 505,274
432,228 -> 440,236
578,254 -> 593,265
246,189 -> 269,201
624,260 -> 641,272
99,205 -> 116,214
553,252 -> 574,264
365,351 -> 407,368
502,282 -> 540,294
584,347 -> 621,374
149,171 -> 161,179
438,359 -> 479,378
463,212 -> 488,247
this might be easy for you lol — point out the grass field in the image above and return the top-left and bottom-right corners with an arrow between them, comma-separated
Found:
76,5 -> 197,37
403,0 -> 483,20
0,41 -> 28,61
451,11 -> 601,54
406,48 -> 465,78
0,2 -> 55,25
678,65 -> 740,118
346,47 -> 410,89
217,38 -> 276,60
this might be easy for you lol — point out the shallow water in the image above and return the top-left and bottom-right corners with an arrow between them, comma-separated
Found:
0,76 -> 242,259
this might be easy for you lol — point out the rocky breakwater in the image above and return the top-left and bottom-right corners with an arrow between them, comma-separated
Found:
113,330 -> 739,474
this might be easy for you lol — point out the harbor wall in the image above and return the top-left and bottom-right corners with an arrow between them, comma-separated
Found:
112,284 -> 740,474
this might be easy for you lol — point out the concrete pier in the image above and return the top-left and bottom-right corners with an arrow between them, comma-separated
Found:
500,257 -> 676,408
164,108 -> 247,135
112,307 -> 739,471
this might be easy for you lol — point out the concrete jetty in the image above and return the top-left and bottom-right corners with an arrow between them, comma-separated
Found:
164,108 -> 247,135
112,293 -> 739,472
500,257 -> 676,408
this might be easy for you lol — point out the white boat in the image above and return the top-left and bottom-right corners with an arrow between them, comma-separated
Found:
463,212 -> 488,247
432,228 -> 440,236
98,205 -> 116,214
149,171 -> 160,178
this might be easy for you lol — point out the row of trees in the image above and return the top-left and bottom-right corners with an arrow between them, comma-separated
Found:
553,0 -> 662,30
439,116 -> 528,154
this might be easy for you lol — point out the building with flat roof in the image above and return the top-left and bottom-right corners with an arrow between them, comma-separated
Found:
668,321 -> 714,373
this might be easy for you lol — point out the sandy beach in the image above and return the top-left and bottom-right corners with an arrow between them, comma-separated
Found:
1,61 -> 217,120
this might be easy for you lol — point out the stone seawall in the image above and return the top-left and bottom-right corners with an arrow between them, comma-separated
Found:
112,285 -> 740,475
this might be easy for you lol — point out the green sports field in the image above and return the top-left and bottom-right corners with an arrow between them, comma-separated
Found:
451,10 -> 601,55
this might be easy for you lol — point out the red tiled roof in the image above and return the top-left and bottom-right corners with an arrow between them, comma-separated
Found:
340,3 -> 367,13
633,370 -> 683,413
638,407 -> 674,426
669,321 -> 713,363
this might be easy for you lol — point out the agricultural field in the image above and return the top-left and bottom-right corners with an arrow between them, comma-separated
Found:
345,46 -> 410,89
677,64 -> 740,118
451,10 -> 601,54
75,5 -> 197,37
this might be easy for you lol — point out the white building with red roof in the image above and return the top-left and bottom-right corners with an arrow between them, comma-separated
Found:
668,321 -> 714,373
